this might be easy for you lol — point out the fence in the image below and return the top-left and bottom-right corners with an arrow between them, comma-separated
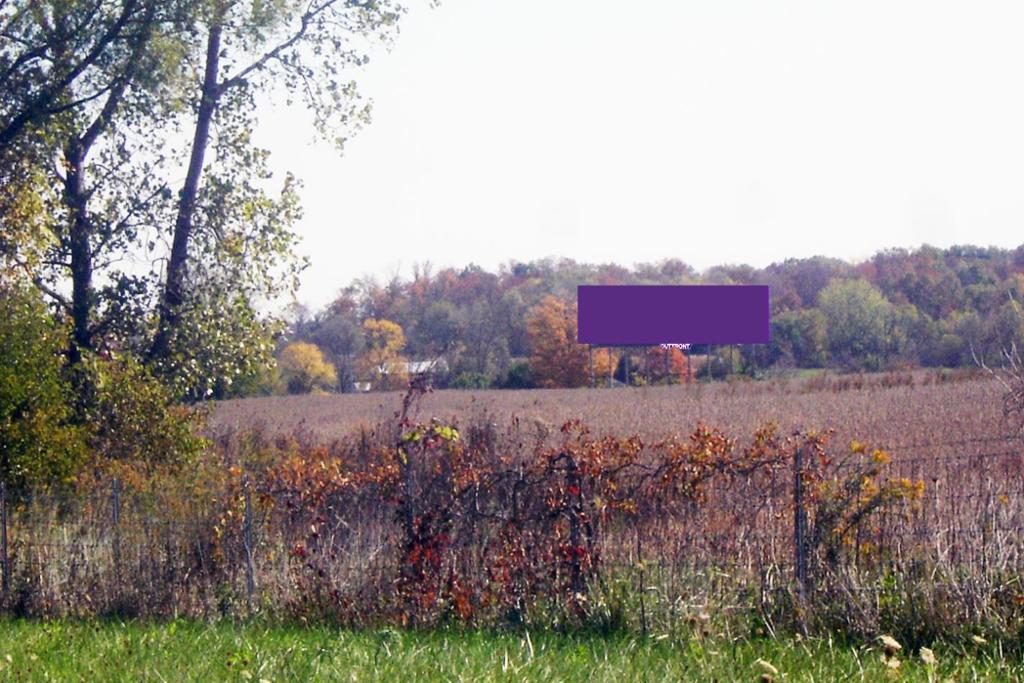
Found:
0,425 -> 1020,635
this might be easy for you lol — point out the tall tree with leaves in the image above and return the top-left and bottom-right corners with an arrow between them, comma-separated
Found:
1,0 -> 194,366
149,0 -> 404,368
0,0 -> 166,148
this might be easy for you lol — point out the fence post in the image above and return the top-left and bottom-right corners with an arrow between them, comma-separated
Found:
243,478 -> 255,612
564,453 -> 584,604
793,448 -> 808,601
111,478 -> 122,586
636,526 -> 647,636
1,480 -> 9,597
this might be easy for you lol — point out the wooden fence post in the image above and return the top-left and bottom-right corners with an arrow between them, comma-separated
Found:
1,481 -> 9,597
564,453 -> 584,603
636,526 -> 647,636
793,448 -> 808,601
243,478 -> 255,611
111,478 -> 122,585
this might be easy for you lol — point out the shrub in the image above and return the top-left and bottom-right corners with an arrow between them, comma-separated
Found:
83,354 -> 208,475
0,283 -> 86,490
451,371 -> 492,390
501,361 -> 534,389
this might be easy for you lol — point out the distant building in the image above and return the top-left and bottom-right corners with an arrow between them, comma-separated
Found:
404,358 -> 449,375
352,357 -> 449,392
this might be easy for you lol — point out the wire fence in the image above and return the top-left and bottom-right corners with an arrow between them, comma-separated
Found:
0,429 -> 1020,626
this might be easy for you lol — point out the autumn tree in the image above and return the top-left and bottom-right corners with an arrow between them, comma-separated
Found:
357,318 -> 408,391
525,295 -> 589,388
278,341 -> 337,394
590,347 -> 619,385
644,346 -> 691,384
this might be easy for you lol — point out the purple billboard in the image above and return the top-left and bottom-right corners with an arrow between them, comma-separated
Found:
577,285 -> 770,345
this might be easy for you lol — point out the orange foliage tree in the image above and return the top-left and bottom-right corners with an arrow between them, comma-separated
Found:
525,295 -> 593,388
645,345 -> 691,384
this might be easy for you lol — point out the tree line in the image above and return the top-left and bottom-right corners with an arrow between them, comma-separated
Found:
278,245 -> 1024,392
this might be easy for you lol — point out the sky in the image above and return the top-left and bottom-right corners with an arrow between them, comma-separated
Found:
256,0 -> 1024,310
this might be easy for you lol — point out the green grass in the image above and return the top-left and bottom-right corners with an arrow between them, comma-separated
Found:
0,620 -> 1019,681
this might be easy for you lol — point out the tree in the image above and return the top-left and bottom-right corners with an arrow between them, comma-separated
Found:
643,346 -> 690,384
0,0 -> 318,405
500,361 -> 534,389
818,278 -> 893,370
84,353 -> 207,473
305,312 -> 365,393
149,0 -> 403,364
764,256 -> 850,308
770,309 -> 828,368
2,0 -> 409,403
357,318 -> 408,391
278,341 -> 336,394
410,300 -> 460,358
525,295 -> 589,388
158,288 -> 283,401
0,0 -> 163,149
1,0 -> 190,367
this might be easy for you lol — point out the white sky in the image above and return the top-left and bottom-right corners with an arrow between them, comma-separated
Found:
256,0 -> 1024,310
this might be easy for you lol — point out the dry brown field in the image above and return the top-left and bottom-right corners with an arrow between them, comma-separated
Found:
210,370 -> 1010,454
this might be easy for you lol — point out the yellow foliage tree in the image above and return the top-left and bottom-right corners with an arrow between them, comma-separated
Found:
357,318 -> 409,390
525,296 -> 590,388
591,347 -> 619,385
278,342 -> 337,394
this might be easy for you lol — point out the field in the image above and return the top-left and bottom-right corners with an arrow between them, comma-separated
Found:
211,369 -> 1006,451
0,620 -> 1019,682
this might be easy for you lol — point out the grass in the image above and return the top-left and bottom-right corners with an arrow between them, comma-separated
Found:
0,620 -> 1019,681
